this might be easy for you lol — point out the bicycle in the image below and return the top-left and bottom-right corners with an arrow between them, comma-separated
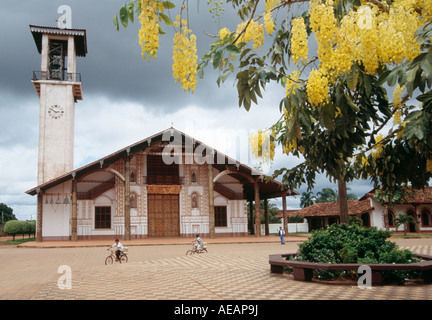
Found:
186,241 -> 208,255
105,248 -> 128,265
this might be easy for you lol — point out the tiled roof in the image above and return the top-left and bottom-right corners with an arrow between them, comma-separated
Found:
408,187 -> 432,204
287,199 -> 374,217
361,187 -> 432,204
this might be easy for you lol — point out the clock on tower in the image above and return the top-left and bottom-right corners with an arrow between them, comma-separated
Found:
30,25 -> 87,185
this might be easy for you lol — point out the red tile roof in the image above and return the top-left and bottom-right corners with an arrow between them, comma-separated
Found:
361,187 -> 432,204
287,199 -> 374,217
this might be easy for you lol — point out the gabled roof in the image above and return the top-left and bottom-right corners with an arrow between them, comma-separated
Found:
289,199 -> 374,218
25,127 -> 298,200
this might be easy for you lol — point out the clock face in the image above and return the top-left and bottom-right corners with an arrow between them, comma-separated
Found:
48,105 -> 64,119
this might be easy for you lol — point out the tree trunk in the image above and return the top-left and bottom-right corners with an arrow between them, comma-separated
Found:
338,179 -> 349,224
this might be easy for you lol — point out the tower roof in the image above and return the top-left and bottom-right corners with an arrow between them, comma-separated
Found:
29,25 -> 87,57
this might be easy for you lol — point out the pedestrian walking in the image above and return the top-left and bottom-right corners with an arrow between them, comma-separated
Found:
278,227 -> 285,245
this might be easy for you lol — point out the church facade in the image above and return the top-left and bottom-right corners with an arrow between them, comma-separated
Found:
26,128 -> 296,240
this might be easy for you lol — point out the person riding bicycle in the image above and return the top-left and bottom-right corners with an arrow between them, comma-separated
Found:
108,239 -> 124,261
193,234 -> 203,252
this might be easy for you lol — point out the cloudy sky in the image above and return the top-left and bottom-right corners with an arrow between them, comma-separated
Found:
0,1 -> 375,220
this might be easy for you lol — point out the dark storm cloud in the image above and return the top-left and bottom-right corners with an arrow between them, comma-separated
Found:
0,1 -> 239,113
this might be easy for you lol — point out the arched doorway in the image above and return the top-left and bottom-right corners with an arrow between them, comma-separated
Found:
407,210 -> 417,233
361,213 -> 370,227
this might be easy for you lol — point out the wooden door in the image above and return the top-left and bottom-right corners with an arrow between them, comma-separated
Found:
148,194 -> 180,237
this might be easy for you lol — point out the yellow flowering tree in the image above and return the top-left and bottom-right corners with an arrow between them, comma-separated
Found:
115,0 -> 432,222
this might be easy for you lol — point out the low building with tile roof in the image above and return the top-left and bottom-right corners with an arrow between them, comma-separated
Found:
288,188 -> 432,232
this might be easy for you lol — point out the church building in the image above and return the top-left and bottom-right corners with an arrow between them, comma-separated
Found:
25,24 -> 297,241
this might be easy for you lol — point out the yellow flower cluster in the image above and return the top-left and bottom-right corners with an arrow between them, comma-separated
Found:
371,133 -> 384,160
309,0 -> 337,72
138,0 -> 163,60
282,139 -> 297,155
172,16 -> 198,93
249,130 -> 275,163
285,71 -> 301,97
218,27 -> 231,40
235,20 -> 265,50
290,17 -> 308,66
263,0 -> 279,34
208,0 -> 225,25
306,70 -> 329,106
392,84 -> 405,126
303,0 -> 424,107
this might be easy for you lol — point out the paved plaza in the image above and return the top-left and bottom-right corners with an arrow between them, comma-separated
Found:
1,236 -> 431,302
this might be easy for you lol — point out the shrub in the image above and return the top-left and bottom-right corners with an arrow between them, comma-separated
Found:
3,220 -> 35,240
294,223 -> 421,284
4,220 -> 21,240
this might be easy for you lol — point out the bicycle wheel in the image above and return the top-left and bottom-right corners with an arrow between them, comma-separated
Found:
105,256 -> 113,265
120,254 -> 128,263
186,250 -> 194,255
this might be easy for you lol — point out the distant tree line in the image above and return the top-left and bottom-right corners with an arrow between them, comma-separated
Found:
1,202 -> 35,240
0,203 -> 16,224
3,220 -> 36,240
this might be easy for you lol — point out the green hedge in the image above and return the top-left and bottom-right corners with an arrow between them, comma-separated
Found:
292,223 -> 421,284
4,220 -> 36,240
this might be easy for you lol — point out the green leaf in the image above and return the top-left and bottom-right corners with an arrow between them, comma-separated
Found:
420,58 -> 432,76
346,65 -> 359,91
113,14 -> 119,31
159,12 -> 172,26
226,44 -> 241,56
162,1 -> 176,9
127,1 -> 134,23
120,6 -> 129,28
378,70 -> 391,85
406,64 -> 419,83
217,69 -> 231,86
387,70 -> 397,87
345,93 -> 360,112
197,61 -> 207,79
213,50 -> 223,69
321,104 -> 336,131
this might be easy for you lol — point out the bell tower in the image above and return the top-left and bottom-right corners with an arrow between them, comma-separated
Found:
30,24 -> 87,185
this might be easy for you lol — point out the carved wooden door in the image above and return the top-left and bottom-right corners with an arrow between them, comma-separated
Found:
148,194 -> 180,237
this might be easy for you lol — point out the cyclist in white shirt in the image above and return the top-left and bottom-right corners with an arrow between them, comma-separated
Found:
109,239 -> 124,261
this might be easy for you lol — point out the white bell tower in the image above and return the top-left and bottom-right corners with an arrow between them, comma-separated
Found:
30,22 -> 87,185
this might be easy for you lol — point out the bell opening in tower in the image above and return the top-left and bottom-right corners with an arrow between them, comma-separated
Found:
48,40 -> 67,80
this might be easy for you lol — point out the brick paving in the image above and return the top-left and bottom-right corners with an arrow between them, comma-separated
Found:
1,236 -> 431,301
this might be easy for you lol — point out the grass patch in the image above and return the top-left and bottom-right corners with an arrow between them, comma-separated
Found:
390,233 -> 432,239
1,238 -> 35,245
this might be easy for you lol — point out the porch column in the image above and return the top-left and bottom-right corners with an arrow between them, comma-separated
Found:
384,204 -> 389,230
36,189 -> 43,242
249,200 -> 254,235
71,179 -> 78,241
208,164 -> 215,238
264,199 -> 269,236
282,195 -> 288,235
254,180 -> 261,237
124,155 -> 131,240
